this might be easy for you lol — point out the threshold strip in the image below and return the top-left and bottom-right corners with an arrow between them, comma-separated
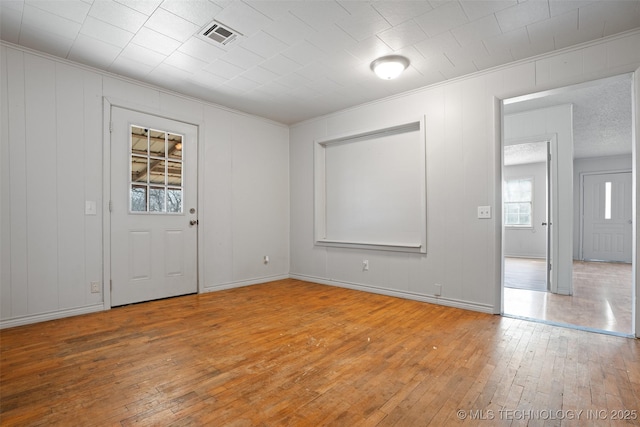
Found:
501,313 -> 634,338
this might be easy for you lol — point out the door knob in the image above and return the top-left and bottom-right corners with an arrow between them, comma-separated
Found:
189,219 -> 199,226
542,222 -> 547,226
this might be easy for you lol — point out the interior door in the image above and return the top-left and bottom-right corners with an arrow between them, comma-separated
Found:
110,107 -> 198,306
582,172 -> 632,262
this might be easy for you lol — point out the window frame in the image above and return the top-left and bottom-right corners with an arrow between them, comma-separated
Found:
129,125 -> 184,215
503,176 -> 534,229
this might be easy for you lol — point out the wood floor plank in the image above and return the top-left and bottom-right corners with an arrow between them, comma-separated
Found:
1,279 -> 638,426
504,259 -> 633,335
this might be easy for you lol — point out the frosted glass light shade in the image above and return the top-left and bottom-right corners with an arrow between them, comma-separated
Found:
370,55 -> 410,80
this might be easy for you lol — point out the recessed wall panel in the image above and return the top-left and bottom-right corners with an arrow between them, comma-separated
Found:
165,230 -> 184,277
129,231 -> 151,280
315,119 -> 427,253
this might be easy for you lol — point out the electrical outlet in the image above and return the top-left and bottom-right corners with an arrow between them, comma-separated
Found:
90,281 -> 100,293
434,283 -> 442,296
477,206 -> 491,219
362,260 -> 369,271
264,255 -> 269,264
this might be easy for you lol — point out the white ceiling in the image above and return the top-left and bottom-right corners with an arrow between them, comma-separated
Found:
504,73 -> 633,165
1,0 -> 639,125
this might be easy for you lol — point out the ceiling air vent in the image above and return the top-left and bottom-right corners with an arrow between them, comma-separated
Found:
199,20 -> 242,46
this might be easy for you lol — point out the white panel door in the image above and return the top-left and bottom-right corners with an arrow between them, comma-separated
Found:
111,107 -> 198,306
583,172 -> 632,263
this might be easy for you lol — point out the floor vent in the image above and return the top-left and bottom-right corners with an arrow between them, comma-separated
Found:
198,20 -> 242,46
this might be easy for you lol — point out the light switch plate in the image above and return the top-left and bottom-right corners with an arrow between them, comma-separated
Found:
85,201 -> 97,215
477,206 -> 491,219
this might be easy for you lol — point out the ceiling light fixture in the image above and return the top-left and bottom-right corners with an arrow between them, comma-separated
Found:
370,55 -> 410,80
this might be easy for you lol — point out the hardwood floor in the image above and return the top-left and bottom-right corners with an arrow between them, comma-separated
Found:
504,259 -> 633,335
504,257 -> 547,292
2,279 -> 639,426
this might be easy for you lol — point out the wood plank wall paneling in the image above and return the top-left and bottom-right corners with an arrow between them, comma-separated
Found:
2,51 -> 107,320
24,54 -> 59,314
0,45 -> 11,318
56,62 -> 86,310
6,48 -> 28,318
82,69 -> 104,307
1,279 -> 638,426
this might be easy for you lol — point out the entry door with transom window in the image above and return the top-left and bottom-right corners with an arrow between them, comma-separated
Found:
110,107 -> 198,307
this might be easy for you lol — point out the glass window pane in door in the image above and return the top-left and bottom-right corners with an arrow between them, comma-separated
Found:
149,129 -> 166,157
167,160 -> 182,186
131,126 -> 148,155
131,155 -> 148,183
149,160 -> 166,184
167,188 -> 182,213
149,187 -> 165,212
168,134 -> 182,160
131,185 -> 147,212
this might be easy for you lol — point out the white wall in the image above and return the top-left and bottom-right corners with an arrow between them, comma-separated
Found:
503,162 -> 547,258
573,154 -> 632,259
290,30 -> 640,314
0,44 -> 289,327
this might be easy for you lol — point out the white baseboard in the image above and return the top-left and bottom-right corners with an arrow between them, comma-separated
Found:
0,304 -> 105,329
504,255 -> 546,259
1,273 -> 495,328
202,274 -> 290,293
289,274 -> 496,314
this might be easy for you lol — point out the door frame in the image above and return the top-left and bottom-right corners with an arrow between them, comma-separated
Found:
102,97 -> 204,310
497,70 -> 639,338
502,136 -> 557,292
579,169 -> 632,262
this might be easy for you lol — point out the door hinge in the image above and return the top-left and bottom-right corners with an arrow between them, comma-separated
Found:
109,121 -> 113,133
549,263 -> 552,271
109,200 -> 113,212
110,279 -> 112,291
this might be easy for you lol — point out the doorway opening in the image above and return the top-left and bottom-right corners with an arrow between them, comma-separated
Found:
501,74 -> 634,337
503,140 -> 552,294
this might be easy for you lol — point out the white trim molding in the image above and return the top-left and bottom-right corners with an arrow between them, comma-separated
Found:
0,304 -> 105,329
289,274 -> 495,314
